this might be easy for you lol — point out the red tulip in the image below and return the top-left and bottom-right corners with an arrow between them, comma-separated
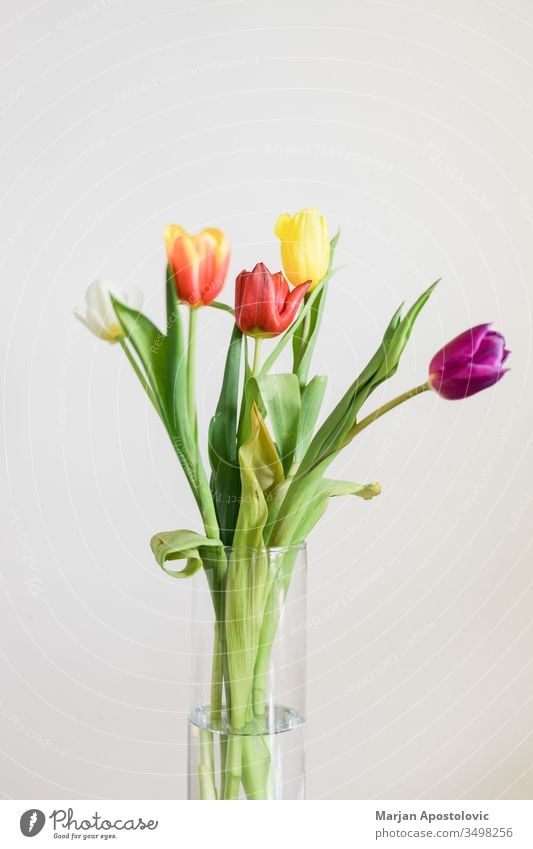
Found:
165,225 -> 230,307
235,262 -> 310,338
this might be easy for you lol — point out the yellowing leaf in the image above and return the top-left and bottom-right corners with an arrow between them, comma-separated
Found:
150,529 -> 223,578
240,403 -> 284,497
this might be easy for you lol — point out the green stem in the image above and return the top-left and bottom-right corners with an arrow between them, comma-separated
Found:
223,736 -> 242,799
198,730 -> 218,799
241,735 -> 272,799
208,301 -> 235,316
343,382 -> 430,444
187,307 -> 198,432
210,624 -> 223,727
295,298 -> 311,361
185,307 -> 221,540
197,620 -> 224,801
252,547 -> 298,714
252,337 -> 263,376
196,459 -> 220,541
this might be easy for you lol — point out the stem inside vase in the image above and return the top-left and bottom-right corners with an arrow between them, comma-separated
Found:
188,545 -> 306,800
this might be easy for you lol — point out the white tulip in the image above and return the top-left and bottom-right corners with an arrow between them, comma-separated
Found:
74,279 -> 143,343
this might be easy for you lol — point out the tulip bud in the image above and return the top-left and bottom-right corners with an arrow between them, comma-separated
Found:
235,262 -> 310,338
428,323 -> 510,400
274,208 -> 330,290
74,280 -> 143,343
165,225 -> 230,307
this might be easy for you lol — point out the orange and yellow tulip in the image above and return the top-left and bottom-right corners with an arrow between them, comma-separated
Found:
165,225 -> 230,307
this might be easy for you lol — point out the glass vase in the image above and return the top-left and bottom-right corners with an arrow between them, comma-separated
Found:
187,544 -> 307,800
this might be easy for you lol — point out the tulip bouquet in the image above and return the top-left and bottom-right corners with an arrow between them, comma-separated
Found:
76,208 -> 509,800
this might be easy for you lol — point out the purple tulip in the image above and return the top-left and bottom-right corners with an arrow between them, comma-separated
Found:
428,324 -> 510,400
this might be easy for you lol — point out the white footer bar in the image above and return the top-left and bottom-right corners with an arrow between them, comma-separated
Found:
1,799 -> 532,848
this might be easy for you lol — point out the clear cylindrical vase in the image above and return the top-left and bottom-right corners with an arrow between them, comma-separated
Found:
188,544 -> 307,800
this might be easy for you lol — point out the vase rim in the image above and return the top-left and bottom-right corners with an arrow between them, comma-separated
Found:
222,542 -> 306,554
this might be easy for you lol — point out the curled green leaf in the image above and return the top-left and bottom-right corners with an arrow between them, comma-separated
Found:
150,529 -> 223,579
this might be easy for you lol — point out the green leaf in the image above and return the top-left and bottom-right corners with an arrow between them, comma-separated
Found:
373,279 -> 440,385
237,340 -> 265,449
231,403 -> 284,556
266,280 -> 437,545
225,405 -> 281,728
150,529 -> 223,579
111,296 -> 168,412
298,280 -> 439,476
292,285 -> 326,386
295,319 -> 391,476
113,285 -> 199,494
233,459 -> 268,552
225,547 -> 271,729
240,403 -> 284,502
294,375 -> 327,462
291,478 -> 381,543
208,325 -> 243,545
268,473 -> 381,547
292,232 -> 340,386
258,280 -> 325,378
322,478 -> 382,499
254,373 -> 301,474
209,325 -> 242,467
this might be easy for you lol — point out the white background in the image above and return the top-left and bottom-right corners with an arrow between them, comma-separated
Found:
1,0 -> 532,800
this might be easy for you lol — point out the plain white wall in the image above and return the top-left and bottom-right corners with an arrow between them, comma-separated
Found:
1,0 -> 532,800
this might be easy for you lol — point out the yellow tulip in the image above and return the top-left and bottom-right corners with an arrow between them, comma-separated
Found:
274,208 -> 330,290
